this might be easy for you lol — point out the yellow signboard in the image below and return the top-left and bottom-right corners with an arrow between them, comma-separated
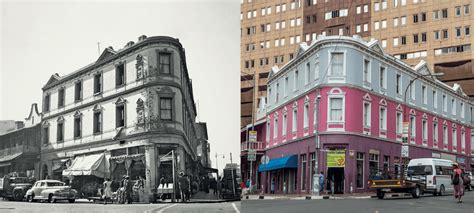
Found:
327,150 -> 346,168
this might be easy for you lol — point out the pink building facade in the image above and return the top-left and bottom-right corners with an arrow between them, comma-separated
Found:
249,36 -> 474,195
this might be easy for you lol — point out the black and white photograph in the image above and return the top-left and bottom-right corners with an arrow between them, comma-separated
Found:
0,0 -> 240,212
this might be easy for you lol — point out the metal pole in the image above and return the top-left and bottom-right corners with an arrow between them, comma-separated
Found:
171,150 -> 176,203
313,93 -> 321,195
230,153 -> 236,198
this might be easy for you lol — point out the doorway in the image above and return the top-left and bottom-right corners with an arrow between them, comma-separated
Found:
327,167 -> 344,194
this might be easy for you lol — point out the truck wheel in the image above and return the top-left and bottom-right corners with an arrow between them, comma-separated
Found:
68,199 -> 75,203
48,194 -> 54,203
438,185 -> 445,196
13,190 -> 23,201
376,190 -> 385,199
412,186 -> 420,198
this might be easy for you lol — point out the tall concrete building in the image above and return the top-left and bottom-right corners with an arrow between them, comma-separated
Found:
370,0 -> 474,96
241,0 -> 372,127
39,35 -> 208,201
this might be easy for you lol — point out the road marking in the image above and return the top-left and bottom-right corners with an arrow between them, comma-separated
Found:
157,203 -> 177,213
232,202 -> 240,213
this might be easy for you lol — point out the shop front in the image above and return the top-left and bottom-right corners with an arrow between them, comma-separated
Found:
258,155 -> 298,194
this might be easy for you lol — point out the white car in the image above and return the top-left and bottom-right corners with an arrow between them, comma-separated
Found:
407,158 -> 455,196
466,171 -> 474,191
25,180 -> 77,203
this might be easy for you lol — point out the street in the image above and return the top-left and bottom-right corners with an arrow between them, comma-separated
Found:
242,192 -> 474,213
0,200 -> 241,213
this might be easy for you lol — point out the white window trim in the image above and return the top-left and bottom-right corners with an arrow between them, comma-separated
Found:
379,64 -> 387,93
327,88 -> 345,131
328,50 -> 347,83
363,101 -> 371,128
362,57 -> 371,89
379,106 -> 387,138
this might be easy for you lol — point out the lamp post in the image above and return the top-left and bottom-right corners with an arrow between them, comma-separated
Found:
313,93 -> 321,196
401,72 -> 444,176
241,71 -> 257,191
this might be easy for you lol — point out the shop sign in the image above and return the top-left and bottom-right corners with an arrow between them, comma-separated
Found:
247,150 -> 257,161
401,145 -> 409,157
249,131 -> 257,142
327,150 -> 346,168
431,153 -> 441,158
349,150 -> 355,157
456,157 -> 466,164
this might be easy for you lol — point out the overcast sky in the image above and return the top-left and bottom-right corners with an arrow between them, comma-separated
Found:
0,0 -> 240,171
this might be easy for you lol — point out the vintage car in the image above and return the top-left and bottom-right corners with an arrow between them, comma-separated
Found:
25,180 -> 77,203
0,176 -> 34,201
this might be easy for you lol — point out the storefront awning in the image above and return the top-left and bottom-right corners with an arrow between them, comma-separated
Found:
63,153 -> 109,178
258,155 -> 297,172
0,153 -> 22,164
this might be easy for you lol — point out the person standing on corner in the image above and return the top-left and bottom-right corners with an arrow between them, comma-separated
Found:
319,171 -> 325,194
103,178 -> 112,205
452,164 -> 464,203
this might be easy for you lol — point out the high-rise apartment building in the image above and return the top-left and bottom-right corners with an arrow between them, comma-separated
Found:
241,0 -> 371,127
370,0 -> 474,96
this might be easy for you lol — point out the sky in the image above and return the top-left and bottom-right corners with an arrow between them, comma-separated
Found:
0,0 -> 240,172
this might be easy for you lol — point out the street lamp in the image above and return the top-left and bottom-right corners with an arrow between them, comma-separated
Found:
241,71 -> 257,191
401,72 -> 444,175
313,94 -> 321,196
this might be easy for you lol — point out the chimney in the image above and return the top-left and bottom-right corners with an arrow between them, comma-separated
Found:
125,41 -> 135,48
138,35 -> 147,42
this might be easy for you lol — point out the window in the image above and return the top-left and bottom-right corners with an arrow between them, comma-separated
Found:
410,116 -> 416,137
356,6 -> 361,14
273,117 -> 278,139
266,122 -> 270,142
381,39 -> 387,48
57,122 -> 64,142
94,111 -> 102,134
432,90 -> 437,108
116,63 -> 125,86
442,94 -> 447,112
396,74 -> 402,94
379,107 -> 387,131
364,24 -> 369,32
356,153 -> 365,188
305,62 -> 310,85
363,59 -> 370,83
314,60 -> 320,80
363,102 -> 371,127
329,98 -> 343,122
294,70 -> 298,91
369,154 -> 379,177
461,102 -> 465,118
375,2 -> 380,11
331,52 -> 344,76
364,5 -> 369,13
292,108 -> 298,132
441,125 -> 448,148
115,105 -> 125,127
451,98 -> 456,115
304,104 -> 309,128
159,52 -> 171,74
421,32 -> 427,42
421,13 -> 426,21
464,5 -> 470,15
401,36 -> 406,45
396,111 -> 402,134
433,10 -> 440,20
393,0 -> 398,8
44,93 -> 50,112
422,85 -> 427,104
456,27 -> 462,37
465,26 -> 471,36
422,120 -> 428,141
461,131 -> 465,150
433,122 -> 438,145
413,14 -> 418,23
160,98 -> 172,121
283,113 -> 287,136
382,0 -> 387,9
393,37 -> 399,46
94,73 -> 102,94
381,20 -> 387,28
58,88 -> 65,108
442,9 -> 448,18
284,77 -> 289,97
410,82 -> 415,101
74,117 -> 82,138
452,128 -> 457,149
375,21 -> 380,30
434,31 -> 440,40
43,127 -> 49,145
456,6 -> 461,16
379,66 -> 386,89
383,156 -> 390,172
301,154 -> 307,191
413,34 -> 419,43
393,17 -> 399,27
401,16 -> 406,25
74,81 -> 82,102
275,83 -> 279,103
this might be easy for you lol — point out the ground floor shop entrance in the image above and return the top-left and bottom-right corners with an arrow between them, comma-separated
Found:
326,167 -> 344,194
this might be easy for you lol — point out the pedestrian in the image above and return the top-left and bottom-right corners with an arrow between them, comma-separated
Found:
160,175 -> 166,189
246,178 -> 250,188
452,164 -> 464,203
270,178 -> 275,194
319,171 -> 325,193
216,176 -> 222,198
123,176 -> 132,204
103,178 -> 112,205
178,172 -> 190,202
211,178 -> 217,196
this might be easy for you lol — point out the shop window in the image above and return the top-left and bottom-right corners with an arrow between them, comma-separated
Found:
301,154 -> 307,191
369,154 -> 379,178
356,153 -> 364,188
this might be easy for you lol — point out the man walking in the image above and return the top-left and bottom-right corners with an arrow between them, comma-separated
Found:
319,171 -> 325,194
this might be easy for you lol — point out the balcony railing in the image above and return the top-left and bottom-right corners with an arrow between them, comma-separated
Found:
241,141 -> 265,152
0,145 -> 38,157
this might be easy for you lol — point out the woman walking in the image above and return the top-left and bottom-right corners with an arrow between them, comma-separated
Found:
103,178 -> 112,205
452,164 -> 464,203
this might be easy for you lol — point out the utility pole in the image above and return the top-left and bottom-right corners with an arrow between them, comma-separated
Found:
230,152 -> 236,198
313,94 -> 321,196
171,150 -> 176,203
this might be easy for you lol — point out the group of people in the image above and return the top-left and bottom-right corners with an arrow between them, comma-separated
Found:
100,175 -> 145,205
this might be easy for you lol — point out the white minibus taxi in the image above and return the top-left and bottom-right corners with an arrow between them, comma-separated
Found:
407,158 -> 455,196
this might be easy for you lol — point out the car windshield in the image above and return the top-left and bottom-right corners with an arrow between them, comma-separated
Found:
11,178 -> 27,183
408,165 -> 433,175
47,182 -> 65,187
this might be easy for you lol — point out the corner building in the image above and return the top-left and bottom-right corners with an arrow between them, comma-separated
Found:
260,35 -> 473,194
40,36 -> 204,198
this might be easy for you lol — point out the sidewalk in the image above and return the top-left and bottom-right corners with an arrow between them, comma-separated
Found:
243,192 -> 374,200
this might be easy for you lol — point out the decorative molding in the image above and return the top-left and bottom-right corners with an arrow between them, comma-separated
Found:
379,99 -> 387,106
363,93 -> 372,101
73,110 -> 82,117
115,97 -> 127,105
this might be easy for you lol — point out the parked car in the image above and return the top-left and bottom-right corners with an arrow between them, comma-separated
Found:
25,180 -> 77,203
407,158 -> 454,196
465,171 -> 474,191
0,176 -> 34,201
